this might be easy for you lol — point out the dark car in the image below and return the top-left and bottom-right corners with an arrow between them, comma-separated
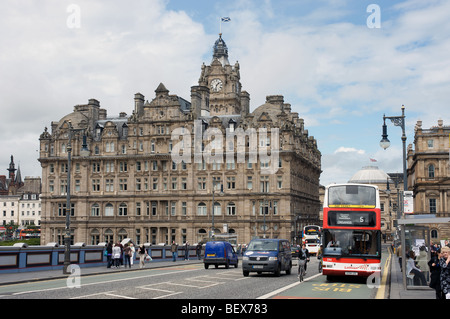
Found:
242,238 -> 292,277
291,246 -> 300,258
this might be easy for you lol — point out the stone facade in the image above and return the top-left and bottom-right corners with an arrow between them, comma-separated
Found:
38,35 -> 321,246
407,119 -> 450,241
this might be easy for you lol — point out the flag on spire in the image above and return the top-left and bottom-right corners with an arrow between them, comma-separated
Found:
221,17 -> 231,22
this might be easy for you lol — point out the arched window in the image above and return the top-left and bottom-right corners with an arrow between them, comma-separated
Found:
104,228 -> 114,243
90,229 -> 100,245
105,203 -> 114,216
213,202 -> 221,216
431,229 -> 438,239
428,164 -> 435,178
197,202 -> 207,216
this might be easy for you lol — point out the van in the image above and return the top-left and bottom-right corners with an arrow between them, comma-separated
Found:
203,241 -> 239,269
242,239 -> 292,276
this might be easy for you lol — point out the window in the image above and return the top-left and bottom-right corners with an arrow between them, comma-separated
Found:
428,164 -> 435,178
227,202 -> 236,216
260,176 -> 269,192
92,179 -> 100,192
197,202 -> 207,216
118,203 -> 127,216
198,177 -> 206,190
91,204 -> 100,216
429,198 -> 437,214
427,139 -> 434,148
227,176 -> 236,189
105,203 -> 114,216
119,179 -> 128,191
171,201 -> 176,216
247,176 -> 253,190
105,179 -> 114,192
213,202 -> 221,216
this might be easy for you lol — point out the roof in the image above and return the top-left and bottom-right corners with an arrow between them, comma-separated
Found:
348,166 -> 394,184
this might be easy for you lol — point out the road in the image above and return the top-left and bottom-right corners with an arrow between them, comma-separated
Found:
0,254 -> 387,300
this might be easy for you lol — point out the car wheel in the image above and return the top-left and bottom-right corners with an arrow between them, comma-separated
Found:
274,264 -> 281,277
204,263 -> 209,269
243,270 -> 249,277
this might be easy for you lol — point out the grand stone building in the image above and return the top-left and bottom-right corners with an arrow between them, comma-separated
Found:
407,119 -> 450,241
38,35 -> 321,246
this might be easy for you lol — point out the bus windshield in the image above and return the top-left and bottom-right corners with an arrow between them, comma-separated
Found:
323,229 -> 381,258
328,185 -> 376,207
247,240 -> 278,251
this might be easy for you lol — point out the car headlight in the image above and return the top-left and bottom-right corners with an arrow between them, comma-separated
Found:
243,256 -> 249,260
268,257 -> 278,261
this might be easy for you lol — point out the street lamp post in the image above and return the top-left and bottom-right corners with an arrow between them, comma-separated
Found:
62,121 -> 87,274
380,106 -> 408,288
380,105 -> 407,192
63,121 -> 73,274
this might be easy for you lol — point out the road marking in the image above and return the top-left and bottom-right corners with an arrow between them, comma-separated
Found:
256,273 -> 322,299
10,268 -> 199,296
375,248 -> 392,299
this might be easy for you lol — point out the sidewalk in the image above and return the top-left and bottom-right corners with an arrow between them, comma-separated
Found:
0,258 -> 203,286
388,247 -> 436,299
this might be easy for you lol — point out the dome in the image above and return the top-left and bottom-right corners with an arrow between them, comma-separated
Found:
212,34 -> 229,66
348,166 -> 393,184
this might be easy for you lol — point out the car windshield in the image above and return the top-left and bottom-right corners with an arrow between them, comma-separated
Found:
247,240 -> 278,251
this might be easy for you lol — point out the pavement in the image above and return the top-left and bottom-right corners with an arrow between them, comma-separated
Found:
0,248 -> 439,299
387,246 -> 436,299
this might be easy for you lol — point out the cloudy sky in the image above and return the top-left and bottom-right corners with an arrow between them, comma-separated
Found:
0,0 -> 449,186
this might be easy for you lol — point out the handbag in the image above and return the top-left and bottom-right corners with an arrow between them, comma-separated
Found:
104,250 -> 108,256
145,254 -> 152,261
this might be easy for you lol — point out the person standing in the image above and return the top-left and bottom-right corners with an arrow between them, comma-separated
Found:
123,244 -> 132,268
129,243 -> 135,266
106,242 -> 113,268
184,241 -> 190,260
196,243 -> 202,260
171,241 -> 178,262
138,244 -> 147,269
428,249 -> 443,299
112,243 -> 122,268
439,246 -> 450,299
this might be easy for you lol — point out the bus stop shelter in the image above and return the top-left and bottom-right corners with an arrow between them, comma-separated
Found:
397,215 -> 450,290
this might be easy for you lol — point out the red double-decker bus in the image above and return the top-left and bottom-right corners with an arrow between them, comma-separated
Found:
322,183 -> 382,279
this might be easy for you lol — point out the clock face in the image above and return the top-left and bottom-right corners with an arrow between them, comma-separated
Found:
210,78 -> 223,92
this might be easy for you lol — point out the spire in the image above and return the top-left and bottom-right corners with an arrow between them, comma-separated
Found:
212,34 -> 230,66
7,155 -> 16,181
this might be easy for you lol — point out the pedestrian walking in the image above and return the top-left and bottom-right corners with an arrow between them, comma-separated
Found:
138,244 -> 147,268
428,249 -> 443,299
129,243 -> 135,266
112,243 -> 122,268
184,241 -> 190,260
171,241 -> 178,262
439,246 -> 450,299
196,243 -> 202,260
123,244 -> 132,268
106,242 -> 113,268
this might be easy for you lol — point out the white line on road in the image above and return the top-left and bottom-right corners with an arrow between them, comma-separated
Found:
257,273 -> 322,299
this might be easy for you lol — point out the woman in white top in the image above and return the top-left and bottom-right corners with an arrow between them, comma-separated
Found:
112,244 -> 122,268
406,251 -> 427,286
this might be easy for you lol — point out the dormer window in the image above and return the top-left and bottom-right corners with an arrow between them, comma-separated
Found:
228,119 -> 236,132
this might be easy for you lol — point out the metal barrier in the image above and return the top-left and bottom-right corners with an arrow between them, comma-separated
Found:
0,244 -> 200,274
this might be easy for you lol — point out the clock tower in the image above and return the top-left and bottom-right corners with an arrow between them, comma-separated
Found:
192,34 -> 250,117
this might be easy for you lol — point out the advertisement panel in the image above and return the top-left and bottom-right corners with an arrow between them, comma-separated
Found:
404,191 -> 414,214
